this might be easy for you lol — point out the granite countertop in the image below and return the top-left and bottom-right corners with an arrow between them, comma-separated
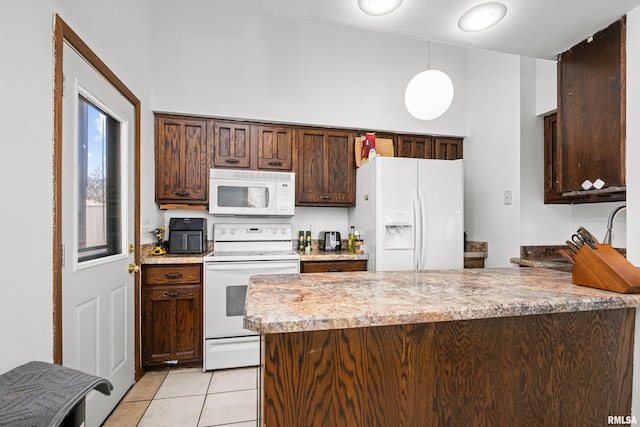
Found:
464,240 -> 488,259
244,268 -> 640,334
140,243 -> 208,265
298,250 -> 368,261
510,245 -> 626,271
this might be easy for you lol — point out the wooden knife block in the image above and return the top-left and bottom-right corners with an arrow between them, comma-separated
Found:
573,243 -> 640,293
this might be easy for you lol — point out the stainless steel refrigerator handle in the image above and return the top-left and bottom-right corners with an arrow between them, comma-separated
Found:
419,190 -> 428,270
413,190 -> 422,270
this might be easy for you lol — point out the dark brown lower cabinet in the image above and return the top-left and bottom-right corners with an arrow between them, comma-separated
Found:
142,264 -> 202,367
300,259 -> 367,273
261,308 -> 633,426
463,257 -> 485,268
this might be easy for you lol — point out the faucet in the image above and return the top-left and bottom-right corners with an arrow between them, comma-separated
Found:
603,205 -> 626,245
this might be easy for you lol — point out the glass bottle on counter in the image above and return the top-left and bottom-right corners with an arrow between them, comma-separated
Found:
354,227 -> 363,254
348,226 -> 355,252
298,231 -> 305,251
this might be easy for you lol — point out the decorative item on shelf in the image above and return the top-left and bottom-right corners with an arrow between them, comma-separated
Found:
150,226 -> 166,256
405,42 -> 454,121
562,226 -> 640,294
355,136 -> 394,167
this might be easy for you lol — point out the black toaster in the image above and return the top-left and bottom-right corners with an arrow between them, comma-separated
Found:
168,218 -> 208,254
321,231 -> 342,251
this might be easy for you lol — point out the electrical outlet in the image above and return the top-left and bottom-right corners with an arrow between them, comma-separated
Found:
504,189 -> 512,205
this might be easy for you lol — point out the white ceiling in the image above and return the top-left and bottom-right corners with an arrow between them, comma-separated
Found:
262,0 -> 640,59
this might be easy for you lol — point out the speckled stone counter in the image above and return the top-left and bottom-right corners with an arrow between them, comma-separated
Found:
245,267 -> 640,334
140,243 -> 209,264
511,244 -> 626,271
297,250 -> 368,262
464,240 -> 488,259
255,267 -> 637,425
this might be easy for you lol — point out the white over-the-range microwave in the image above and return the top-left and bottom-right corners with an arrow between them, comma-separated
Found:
209,168 -> 295,216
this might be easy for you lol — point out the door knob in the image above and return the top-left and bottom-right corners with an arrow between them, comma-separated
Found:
128,263 -> 140,273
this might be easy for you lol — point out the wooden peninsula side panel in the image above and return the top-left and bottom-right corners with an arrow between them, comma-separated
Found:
261,308 -> 634,426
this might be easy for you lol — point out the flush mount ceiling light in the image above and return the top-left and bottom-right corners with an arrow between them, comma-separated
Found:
458,2 -> 507,32
358,0 -> 403,16
404,43 -> 454,120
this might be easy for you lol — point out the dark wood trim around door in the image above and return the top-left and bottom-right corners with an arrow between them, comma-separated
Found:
53,15 -> 143,379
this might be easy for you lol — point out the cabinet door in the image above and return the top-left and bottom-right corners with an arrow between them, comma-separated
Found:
396,135 -> 434,159
296,129 -> 355,206
214,121 -> 251,168
543,113 -> 565,203
174,285 -> 201,361
143,286 -> 175,365
558,18 -> 625,195
434,137 -> 463,160
155,116 -> 209,204
143,284 -> 201,365
257,125 -> 293,170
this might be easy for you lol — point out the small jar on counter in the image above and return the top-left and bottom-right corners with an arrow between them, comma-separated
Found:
354,239 -> 363,254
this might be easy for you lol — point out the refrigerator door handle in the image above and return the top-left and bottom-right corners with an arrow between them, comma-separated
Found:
419,189 -> 428,270
412,190 -> 422,270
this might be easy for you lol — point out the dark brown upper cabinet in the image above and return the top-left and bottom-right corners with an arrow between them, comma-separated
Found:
256,125 -> 294,170
155,115 -> 210,206
550,17 -> 626,204
296,128 -> 356,207
395,135 -> 462,160
213,121 -> 251,169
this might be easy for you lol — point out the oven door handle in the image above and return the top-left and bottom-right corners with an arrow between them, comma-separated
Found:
205,262 -> 298,272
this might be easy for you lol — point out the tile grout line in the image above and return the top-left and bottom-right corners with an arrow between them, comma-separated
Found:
196,372 -> 215,427
136,370 -> 169,426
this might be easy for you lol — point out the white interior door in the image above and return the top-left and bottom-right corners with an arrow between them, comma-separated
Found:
61,42 -> 135,426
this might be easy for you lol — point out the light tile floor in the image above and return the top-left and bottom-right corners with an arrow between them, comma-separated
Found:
103,367 -> 258,427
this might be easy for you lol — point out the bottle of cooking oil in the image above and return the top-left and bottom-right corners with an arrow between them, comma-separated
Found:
348,226 -> 355,252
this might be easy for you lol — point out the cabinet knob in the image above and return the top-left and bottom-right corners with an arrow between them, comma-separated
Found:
225,159 -> 240,164
321,195 -> 332,200
173,190 -> 189,197
164,272 -> 183,279
268,161 -> 283,166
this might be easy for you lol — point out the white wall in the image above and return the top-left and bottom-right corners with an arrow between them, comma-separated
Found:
150,0 -> 468,137
535,59 -> 557,116
0,0 -> 153,374
464,49 -> 521,267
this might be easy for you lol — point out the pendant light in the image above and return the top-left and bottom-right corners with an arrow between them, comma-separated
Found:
404,43 -> 454,120
358,0 -> 403,16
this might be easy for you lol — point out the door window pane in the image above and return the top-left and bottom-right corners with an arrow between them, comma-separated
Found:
78,95 -> 121,262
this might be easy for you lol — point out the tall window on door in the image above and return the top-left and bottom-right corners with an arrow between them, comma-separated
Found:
77,95 -> 122,262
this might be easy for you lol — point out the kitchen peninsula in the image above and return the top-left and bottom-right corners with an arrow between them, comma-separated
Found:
245,268 -> 640,426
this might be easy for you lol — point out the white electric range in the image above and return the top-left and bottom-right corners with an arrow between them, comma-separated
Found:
202,223 -> 299,370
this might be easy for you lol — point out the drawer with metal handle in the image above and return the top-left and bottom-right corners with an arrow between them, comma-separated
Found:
143,265 -> 202,285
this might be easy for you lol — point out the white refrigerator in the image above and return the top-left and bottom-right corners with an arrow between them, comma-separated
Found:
348,156 -> 464,271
